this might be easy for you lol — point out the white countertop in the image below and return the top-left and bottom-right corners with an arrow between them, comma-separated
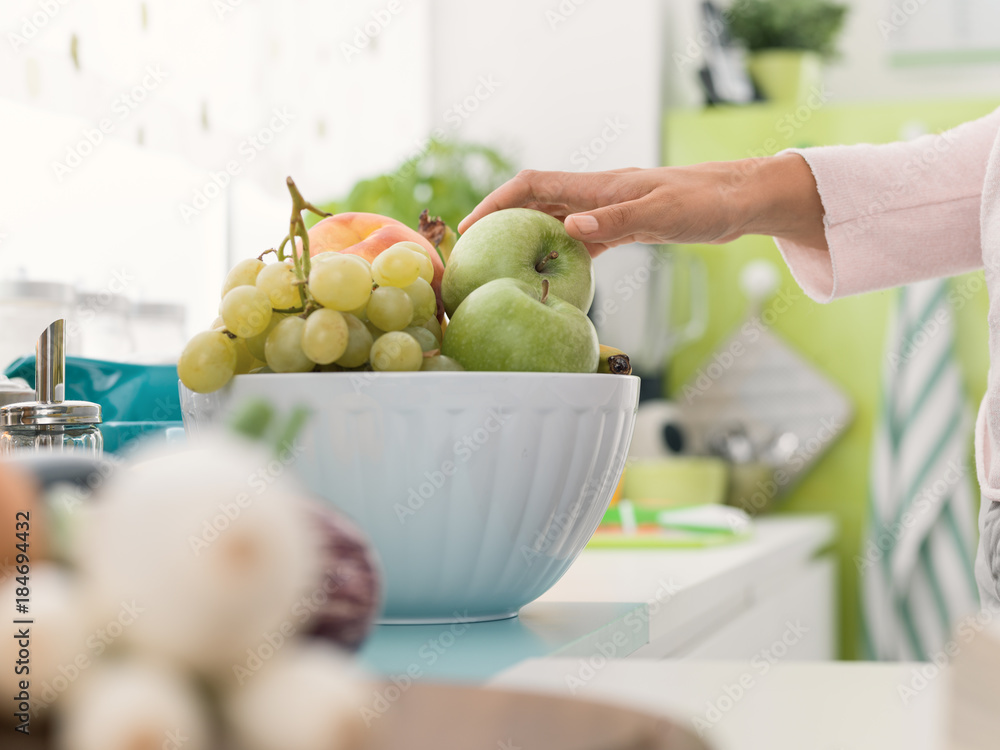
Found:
491,658 -> 945,750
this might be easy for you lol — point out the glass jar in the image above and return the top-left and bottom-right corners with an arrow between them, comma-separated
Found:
0,402 -> 103,457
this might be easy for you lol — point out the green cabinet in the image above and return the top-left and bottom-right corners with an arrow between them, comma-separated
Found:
663,99 -> 999,659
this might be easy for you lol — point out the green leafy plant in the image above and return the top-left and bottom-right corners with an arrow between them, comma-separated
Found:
726,0 -> 848,59
310,139 -> 516,232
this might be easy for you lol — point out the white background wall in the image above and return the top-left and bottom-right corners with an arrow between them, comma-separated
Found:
0,0 -> 434,332
427,0 -> 664,171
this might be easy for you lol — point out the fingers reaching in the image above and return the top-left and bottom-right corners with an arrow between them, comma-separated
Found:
458,170 -> 601,233
564,197 -> 657,247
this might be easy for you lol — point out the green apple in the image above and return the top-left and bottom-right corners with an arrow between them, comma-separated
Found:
441,208 -> 595,317
442,278 -> 599,372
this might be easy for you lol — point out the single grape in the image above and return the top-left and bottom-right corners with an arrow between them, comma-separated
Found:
178,331 -> 238,393
345,302 -> 368,321
367,286 -> 413,331
221,258 -> 265,297
370,332 -> 423,372
210,316 -> 225,330
302,309 -> 349,364
310,251 -> 337,265
410,246 -> 435,284
308,255 -> 373,311
423,316 -> 443,344
315,251 -> 371,273
335,314 -> 374,368
371,243 -> 423,288
403,278 -> 436,325
403,326 -> 439,353
364,320 -> 385,341
256,261 -> 300,309
421,355 -> 464,372
264,317 -> 314,373
246,313 -> 285,360
233,337 -> 260,374
221,286 -> 272,338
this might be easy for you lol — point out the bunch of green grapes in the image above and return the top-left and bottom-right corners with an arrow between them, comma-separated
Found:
178,242 -> 462,394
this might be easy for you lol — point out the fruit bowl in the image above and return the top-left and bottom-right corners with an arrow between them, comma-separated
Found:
180,371 -> 639,622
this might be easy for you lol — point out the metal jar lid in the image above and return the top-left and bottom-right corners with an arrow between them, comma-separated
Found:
1,400 -> 102,426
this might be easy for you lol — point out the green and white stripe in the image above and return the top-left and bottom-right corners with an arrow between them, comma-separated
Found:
862,279 -> 979,661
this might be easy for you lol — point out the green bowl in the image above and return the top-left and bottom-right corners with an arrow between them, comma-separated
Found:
621,457 -> 728,509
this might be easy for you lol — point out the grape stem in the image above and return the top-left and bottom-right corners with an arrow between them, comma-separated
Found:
418,209 -> 449,267
281,176 -> 331,307
535,251 -> 558,272
540,278 -> 550,304
257,248 -> 277,262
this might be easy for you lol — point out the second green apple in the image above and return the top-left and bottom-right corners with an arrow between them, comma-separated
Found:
442,278 -> 599,373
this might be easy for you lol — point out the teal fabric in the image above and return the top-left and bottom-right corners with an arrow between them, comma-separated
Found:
4,356 -> 182,453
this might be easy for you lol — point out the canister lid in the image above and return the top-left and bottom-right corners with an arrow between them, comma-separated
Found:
0,400 -> 102,426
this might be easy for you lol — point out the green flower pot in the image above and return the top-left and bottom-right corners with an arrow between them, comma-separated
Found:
747,49 -> 823,104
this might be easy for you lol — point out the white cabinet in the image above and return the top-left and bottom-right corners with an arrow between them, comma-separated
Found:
539,515 -> 838,661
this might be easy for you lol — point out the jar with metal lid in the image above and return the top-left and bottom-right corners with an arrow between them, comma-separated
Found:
0,402 -> 103,455
0,319 -> 102,457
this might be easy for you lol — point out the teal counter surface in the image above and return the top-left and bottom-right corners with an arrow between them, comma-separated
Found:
359,601 -> 649,683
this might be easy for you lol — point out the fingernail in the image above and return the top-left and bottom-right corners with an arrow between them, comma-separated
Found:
573,215 -> 598,234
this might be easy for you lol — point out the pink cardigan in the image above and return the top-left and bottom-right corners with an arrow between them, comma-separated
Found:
773,108 -> 1000,500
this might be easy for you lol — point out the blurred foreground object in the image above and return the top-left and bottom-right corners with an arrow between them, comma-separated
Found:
948,620 -> 1000,750
2,426 -> 382,748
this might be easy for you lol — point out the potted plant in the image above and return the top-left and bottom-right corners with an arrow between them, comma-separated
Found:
312,139 -> 515,232
726,0 -> 848,104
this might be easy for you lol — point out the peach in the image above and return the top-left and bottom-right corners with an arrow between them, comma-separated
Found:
308,212 -> 445,317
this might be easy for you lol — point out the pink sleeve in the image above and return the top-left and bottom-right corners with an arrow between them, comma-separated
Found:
773,108 -> 1000,303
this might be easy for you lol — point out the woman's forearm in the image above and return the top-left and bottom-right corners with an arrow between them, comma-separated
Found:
458,154 -> 828,256
736,154 -> 828,251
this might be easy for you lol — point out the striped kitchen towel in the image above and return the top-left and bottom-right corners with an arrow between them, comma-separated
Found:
860,278 -> 980,661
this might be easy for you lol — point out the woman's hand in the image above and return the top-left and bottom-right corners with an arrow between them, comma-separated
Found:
458,154 -> 827,257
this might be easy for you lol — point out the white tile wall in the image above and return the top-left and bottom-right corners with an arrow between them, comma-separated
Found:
0,0 -> 434,335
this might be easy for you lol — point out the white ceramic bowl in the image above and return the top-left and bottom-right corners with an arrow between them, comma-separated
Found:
181,372 -> 639,623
